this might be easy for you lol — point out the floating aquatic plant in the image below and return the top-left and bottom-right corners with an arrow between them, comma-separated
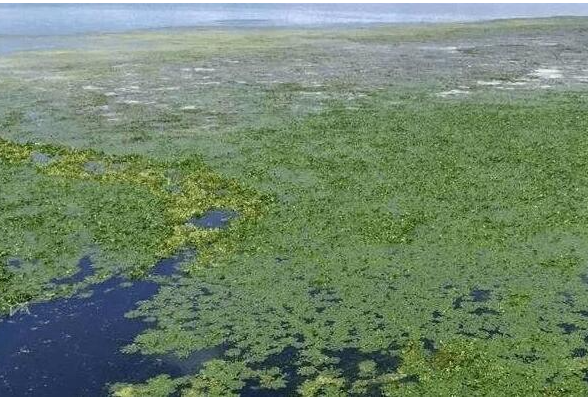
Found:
3,17 -> 588,396
0,138 -> 266,314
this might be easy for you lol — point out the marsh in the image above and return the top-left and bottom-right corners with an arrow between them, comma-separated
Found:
3,4 -> 588,396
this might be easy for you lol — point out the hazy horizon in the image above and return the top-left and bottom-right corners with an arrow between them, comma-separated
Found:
1,3 -> 588,37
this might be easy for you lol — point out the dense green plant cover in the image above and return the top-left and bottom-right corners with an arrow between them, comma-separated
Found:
2,17 -> 588,396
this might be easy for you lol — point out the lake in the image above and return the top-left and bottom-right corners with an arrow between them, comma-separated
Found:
2,4 -> 588,55
0,210 -> 237,396
2,3 -> 588,36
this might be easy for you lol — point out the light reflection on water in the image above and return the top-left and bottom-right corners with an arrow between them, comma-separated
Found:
2,4 -> 588,54
3,4 -> 588,36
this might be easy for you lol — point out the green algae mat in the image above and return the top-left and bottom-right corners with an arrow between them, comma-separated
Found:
3,18 -> 588,396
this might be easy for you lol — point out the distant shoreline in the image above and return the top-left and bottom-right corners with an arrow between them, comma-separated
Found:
2,3 -> 588,36
2,14 -> 587,37
2,15 -> 587,57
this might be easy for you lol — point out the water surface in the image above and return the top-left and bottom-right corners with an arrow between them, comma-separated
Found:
2,4 -> 588,36
0,253 -> 209,396
0,209 -> 238,395
2,4 -> 588,54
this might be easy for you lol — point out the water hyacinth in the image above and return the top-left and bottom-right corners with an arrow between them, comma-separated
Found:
2,14 -> 588,396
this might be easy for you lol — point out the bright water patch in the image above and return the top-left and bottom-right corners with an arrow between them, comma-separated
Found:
188,209 -> 238,230
2,4 -> 588,37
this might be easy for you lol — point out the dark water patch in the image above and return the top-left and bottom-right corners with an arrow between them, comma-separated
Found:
0,253 -> 211,396
331,347 -> 400,396
452,295 -> 465,309
51,256 -> 93,285
241,345 -> 301,396
0,277 -> 171,395
457,324 -> 505,339
0,257 -> 23,271
420,337 -> 436,353
558,322 -> 579,334
244,346 -> 402,396
187,209 -> 238,229
6,258 -> 21,268
329,347 -> 400,379
470,288 -> 491,302
431,310 -> 443,324
308,287 -> 342,304
480,326 -> 505,339
453,289 -> 492,311
399,374 -> 419,384
149,249 -> 196,277
572,348 -> 588,358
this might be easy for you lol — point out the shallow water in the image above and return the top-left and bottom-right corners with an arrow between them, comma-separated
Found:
51,256 -> 93,285
188,209 -> 238,229
0,208 -> 238,395
0,252 -> 209,396
0,35 -> 87,55
2,4 -> 588,55
2,4 -> 588,36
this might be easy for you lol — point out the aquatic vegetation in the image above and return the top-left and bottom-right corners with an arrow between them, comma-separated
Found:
3,17 -> 588,396
111,361 -> 287,397
0,255 -> 217,396
0,138 -> 265,314
119,93 -> 588,395
111,375 -> 182,397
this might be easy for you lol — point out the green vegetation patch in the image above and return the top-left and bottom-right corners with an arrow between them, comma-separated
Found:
0,138 -> 265,315
115,93 -> 588,395
4,18 -> 588,396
